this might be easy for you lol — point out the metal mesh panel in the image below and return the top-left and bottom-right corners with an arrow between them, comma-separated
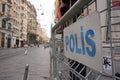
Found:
51,0 -> 120,80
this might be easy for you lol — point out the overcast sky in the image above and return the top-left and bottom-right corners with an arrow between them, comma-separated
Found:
28,0 -> 55,38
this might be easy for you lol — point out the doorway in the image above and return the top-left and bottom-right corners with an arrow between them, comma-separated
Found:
7,38 -> 11,48
1,33 -> 5,47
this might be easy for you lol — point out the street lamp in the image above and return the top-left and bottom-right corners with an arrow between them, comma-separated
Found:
40,4 -> 44,15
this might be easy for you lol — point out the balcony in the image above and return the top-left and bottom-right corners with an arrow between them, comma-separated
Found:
1,4 -> 12,20
3,17 -> 11,21
22,0 -> 27,3
3,13 -> 12,21
7,0 -> 12,4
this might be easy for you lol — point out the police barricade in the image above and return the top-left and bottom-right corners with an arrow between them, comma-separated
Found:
50,0 -> 120,80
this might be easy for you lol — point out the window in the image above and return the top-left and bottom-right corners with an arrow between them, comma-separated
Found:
7,0 -> 12,4
2,4 -> 5,13
8,23 -> 12,30
2,19 -> 6,28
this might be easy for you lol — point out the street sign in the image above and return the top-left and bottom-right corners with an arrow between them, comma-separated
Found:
64,11 -> 103,73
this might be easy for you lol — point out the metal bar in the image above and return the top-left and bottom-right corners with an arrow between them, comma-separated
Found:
62,70 -> 72,80
101,22 -> 120,28
23,64 -> 29,80
64,72 -> 71,80
71,72 -> 74,80
95,0 -> 97,11
74,64 -> 80,70
58,71 -> 62,80
100,1 -> 120,13
51,32 -> 58,79
55,55 -> 86,79
115,76 -> 120,80
103,57 -> 111,59
70,61 -> 76,67
85,70 -> 92,78
113,59 -> 120,62
102,41 -> 120,43
114,52 -> 120,54
107,0 -> 115,80
49,51 -> 52,80
79,66 -> 86,74
102,46 -> 113,48
96,75 -> 101,80
102,46 -> 120,48
65,58 -> 70,63
52,0 -> 92,32
111,38 -> 120,40
68,59 -> 73,64
111,16 -> 120,18
111,31 -> 120,32
68,59 -> 72,63
115,73 -> 120,79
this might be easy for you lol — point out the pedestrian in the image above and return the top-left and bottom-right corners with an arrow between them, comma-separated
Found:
55,42 -> 59,52
34,42 -> 36,47
16,42 -> 19,48
36,40 -> 39,48
14,44 -> 16,48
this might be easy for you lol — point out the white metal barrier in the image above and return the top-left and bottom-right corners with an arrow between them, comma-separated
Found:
50,0 -> 120,80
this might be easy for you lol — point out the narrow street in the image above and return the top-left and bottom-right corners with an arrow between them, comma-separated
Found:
0,45 -> 50,80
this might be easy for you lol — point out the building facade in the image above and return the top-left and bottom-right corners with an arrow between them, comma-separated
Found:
0,0 -> 49,48
11,0 -> 22,47
0,0 -> 13,48
20,0 -> 27,47
26,1 -> 38,45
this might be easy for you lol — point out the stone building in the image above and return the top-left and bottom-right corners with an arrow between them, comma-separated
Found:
0,0 -> 13,48
26,1 -> 38,45
0,0 -> 48,48
11,0 -> 22,47
20,0 -> 28,47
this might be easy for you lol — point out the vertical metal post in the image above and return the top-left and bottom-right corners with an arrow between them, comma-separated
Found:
50,23 -> 53,80
52,31 -> 57,79
107,0 -> 115,79
50,49 -> 52,80
23,64 -> 29,80
95,0 -> 97,11
70,0 -> 72,7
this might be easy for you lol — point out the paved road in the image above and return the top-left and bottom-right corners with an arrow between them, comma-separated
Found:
0,45 -> 50,80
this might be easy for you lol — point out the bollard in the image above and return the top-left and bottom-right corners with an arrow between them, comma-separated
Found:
23,64 -> 29,80
25,48 -> 28,55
